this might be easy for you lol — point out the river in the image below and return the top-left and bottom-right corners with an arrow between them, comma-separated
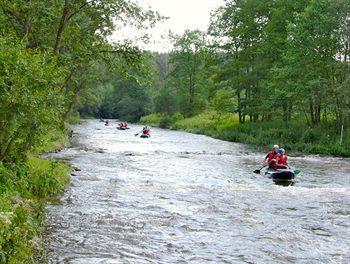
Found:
45,120 -> 350,263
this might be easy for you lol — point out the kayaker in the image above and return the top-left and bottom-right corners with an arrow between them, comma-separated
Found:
104,120 -> 109,126
264,145 -> 279,169
275,148 -> 289,169
142,126 -> 151,135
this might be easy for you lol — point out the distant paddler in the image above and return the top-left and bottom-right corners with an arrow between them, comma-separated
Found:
118,121 -> 129,130
135,126 -> 151,138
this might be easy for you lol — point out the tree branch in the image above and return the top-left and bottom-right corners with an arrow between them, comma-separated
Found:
67,0 -> 98,21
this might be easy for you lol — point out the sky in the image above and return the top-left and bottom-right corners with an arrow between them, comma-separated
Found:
110,0 -> 224,52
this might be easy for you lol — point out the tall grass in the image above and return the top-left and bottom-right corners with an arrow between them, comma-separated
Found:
0,157 -> 71,263
141,111 -> 350,157
32,128 -> 70,155
140,112 -> 184,128
0,124 -> 72,263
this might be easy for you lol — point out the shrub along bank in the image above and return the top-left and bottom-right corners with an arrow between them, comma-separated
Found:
0,132 -> 71,263
140,111 -> 350,157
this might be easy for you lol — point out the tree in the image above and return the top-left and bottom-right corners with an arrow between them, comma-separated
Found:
0,0 -> 162,162
212,89 -> 237,117
0,38 -> 66,162
168,30 -> 212,116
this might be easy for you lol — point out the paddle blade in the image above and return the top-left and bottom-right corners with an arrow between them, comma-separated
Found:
253,169 -> 261,174
294,169 -> 301,175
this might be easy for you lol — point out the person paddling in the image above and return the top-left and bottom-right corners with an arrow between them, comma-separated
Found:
264,145 -> 279,169
275,148 -> 289,169
142,126 -> 150,135
135,126 -> 151,137
119,121 -> 127,128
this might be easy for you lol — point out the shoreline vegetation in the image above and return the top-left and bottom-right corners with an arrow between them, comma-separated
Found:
92,1 -> 349,161
0,129 -> 71,263
1,0 -> 160,261
140,111 -> 350,157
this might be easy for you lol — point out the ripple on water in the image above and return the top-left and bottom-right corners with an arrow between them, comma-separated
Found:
45,120 -> 350,263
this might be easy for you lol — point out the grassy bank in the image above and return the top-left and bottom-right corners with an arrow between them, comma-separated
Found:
0,157 -> 71,263
32,128 -> 71,155
140,111 -> 350,157
0,127 -> 72,263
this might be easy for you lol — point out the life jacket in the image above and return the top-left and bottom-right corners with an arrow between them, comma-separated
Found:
267,151 -> 278,169
273,153 -> 288,169
267,151 -> 278,161
143,129 -> 150,135
278,155 -> 288,165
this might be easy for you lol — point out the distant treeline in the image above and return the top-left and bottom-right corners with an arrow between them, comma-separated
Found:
92,0 -> 350,128
86,0 -> 349,154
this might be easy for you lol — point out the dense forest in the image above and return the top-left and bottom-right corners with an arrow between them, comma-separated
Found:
0,1 -> 160,262
80,0 -> 350,156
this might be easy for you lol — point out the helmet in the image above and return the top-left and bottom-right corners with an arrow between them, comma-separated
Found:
278,148 -> 285,153
273,145 -> 279,149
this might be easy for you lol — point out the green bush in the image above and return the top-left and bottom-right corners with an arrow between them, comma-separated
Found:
0,37 -> 66,163
140,112 -> 184,129
139,113 -> 164,126
170,112 -> 184,123
159,115 -> 173,129
141,110 -> 350,156
173,111 -> 350,157
0,158 -> 71,263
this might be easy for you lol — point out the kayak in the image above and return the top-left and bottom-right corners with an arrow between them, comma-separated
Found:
117,127 -> 126,130
265,169 -> 295,183
140,134 -> 150,138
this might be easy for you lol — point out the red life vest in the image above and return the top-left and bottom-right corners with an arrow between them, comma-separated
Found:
279,155 -> 288,165
267,151 -> 276,161
267,151 -> 278,169
119,122 -> 127,128
275,154 -> 288,169
143,129 -> 150,135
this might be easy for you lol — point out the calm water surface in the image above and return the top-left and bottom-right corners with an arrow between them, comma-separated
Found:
45,120 -> 350,263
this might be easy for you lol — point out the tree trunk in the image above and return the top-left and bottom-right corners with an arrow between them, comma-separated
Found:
54,0 -> 70,54
309,99 -> 316,125
0,130 -> 20,162
62,86 -> 81,121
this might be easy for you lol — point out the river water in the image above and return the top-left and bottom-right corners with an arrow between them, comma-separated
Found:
45,120 -> 350,263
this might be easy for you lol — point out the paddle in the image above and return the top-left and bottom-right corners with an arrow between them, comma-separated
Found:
254,164 -> 267,174
135,130 -> 143,136
294,169 -> 301,175
287,165 -> 301,175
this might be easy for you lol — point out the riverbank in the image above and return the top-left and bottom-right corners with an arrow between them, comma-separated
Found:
140,112 -> 350,157
0,129 -> 71,263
